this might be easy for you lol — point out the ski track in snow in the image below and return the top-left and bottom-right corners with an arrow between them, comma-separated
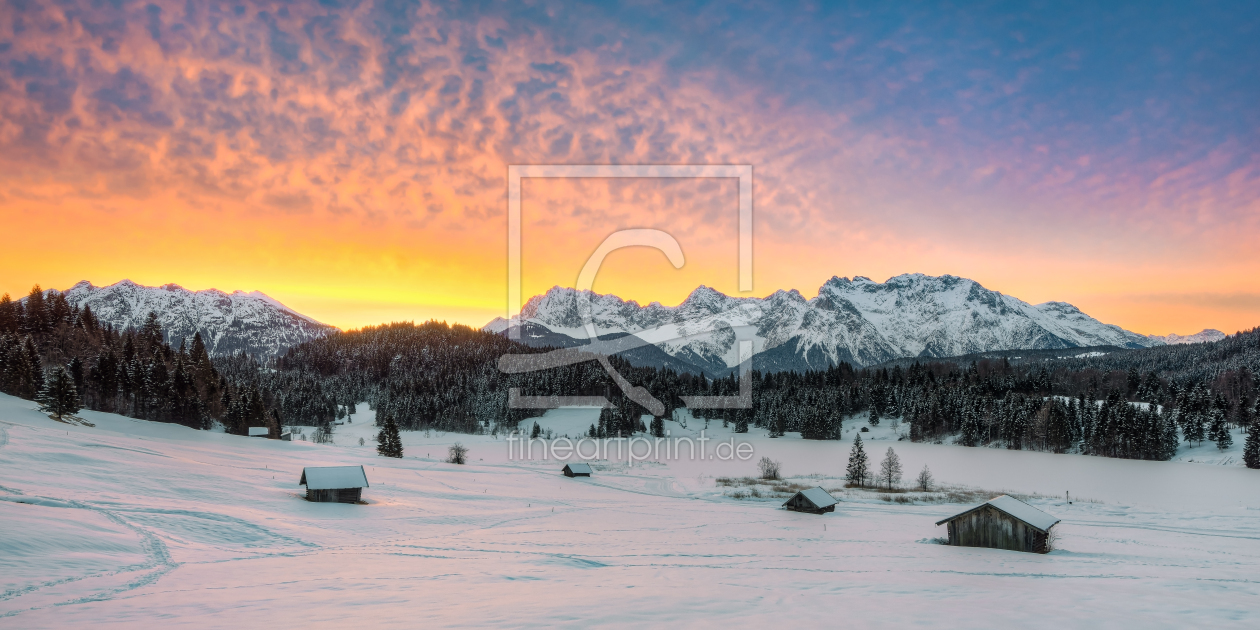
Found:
0,493 -> 178,617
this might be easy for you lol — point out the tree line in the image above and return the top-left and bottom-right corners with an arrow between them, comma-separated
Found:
4,283 -> 1257,468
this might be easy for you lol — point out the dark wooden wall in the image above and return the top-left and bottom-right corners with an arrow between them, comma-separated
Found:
305,487 -> 363,504
945,506 -> 1048,553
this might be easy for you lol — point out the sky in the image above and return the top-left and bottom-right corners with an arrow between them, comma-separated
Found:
0,0 -> 1257,335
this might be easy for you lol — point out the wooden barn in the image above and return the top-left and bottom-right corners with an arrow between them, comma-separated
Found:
935,495 -> 1060,554
562,463 -> 593,477
299,465 -> 369,503
782,487 -> 839,514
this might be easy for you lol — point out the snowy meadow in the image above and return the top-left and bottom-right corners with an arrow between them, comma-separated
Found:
2,394 -> 1258,628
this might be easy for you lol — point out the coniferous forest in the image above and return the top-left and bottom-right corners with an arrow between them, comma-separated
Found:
0,287 -> 224,429
2,285 -> 1257,467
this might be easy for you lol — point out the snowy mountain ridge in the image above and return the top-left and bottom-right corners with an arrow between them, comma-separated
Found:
39,280 -> 336,357
1146,329 -> 1226,345
485,273 -> 1163,372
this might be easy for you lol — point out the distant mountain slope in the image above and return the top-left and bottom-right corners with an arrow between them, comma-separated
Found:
44,280 -> 336,357
485,273 -> 1162,373
1147,329 -> 1226,345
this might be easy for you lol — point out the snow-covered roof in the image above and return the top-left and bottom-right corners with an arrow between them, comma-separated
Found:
783,487 -> 838,509
936,495 -> 1060,533
300,466 -> 369,490
564,462 -> 593,474
248,427 -> 269,436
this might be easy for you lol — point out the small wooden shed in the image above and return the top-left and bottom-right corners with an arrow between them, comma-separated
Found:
248,427 -> 269,437
782,487 -> 839,514
935,495 -> 1060,554
562,463 -> 593,477
299,465 -> 369,503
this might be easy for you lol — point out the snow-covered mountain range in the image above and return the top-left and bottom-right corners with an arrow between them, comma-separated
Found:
1146,329 -> 1226,345
43,280 -> 336,357
485,274 -> 1164,373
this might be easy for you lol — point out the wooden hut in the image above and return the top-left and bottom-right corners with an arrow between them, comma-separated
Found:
562,463 -> 593,477
782,487 -> 838,514
248,427 -> 269,437
935,495 -> 1060,554
299,465 -> 369,503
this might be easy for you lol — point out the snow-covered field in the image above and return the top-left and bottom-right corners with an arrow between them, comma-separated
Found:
2,394 -> 1258,628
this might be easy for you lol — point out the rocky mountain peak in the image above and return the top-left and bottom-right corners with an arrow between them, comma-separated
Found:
36,280 -> 335,357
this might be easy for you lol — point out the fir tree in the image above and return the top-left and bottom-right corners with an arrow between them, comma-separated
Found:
530,421 -> 541,439
1161,407 -> 1181,460
1183,408 -> 1207,446
377,414 -> 403,458
846,434 -> 869,486
0,293 -> 17,335
141,311 -> 164,349
650,416 -> 664,437
959,406 -> 979,446
18,336 -> 43,399
68,356 -> 84,391
1244,423 -> 1260,469
1210,408 -> 1232,450
37,366 -> 81,421
878,447 -> 903,490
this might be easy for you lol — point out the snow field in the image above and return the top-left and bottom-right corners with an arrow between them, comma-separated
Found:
2,394 -> 1259,628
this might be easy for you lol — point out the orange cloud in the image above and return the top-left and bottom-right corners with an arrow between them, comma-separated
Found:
0,1 -> 1256,336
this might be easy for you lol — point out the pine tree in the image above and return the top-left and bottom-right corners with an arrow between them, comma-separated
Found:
650,416 -> 664,437
530,421 -> 541,439
1161,407 -> 1181,460
846,434 -> 869,486
24,285 -> 47,336
377,414 -> 403,458
18,336 -> 43,399
959,406 -> 979,447
1184,408 -> 1207,446
37,366 -> 81,421
878,447 -> 903,490
1210,408 -> 1232,450
0,293 -> 18,335
1244,423 -> 1260,469
141,311 -> 164,349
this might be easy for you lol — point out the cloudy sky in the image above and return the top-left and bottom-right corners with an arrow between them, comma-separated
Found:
1,0 -> 1257,334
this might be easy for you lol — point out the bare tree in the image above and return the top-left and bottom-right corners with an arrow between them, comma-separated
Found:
878,447 -> 903,490
447,442 -> 468,465
916,464 -> 933,492
758,457 -> 781,480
